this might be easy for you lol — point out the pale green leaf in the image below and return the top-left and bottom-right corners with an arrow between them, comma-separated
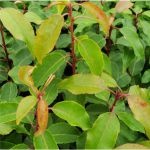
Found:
33,14 -> 64,63
77,38 -> 104,75
0,8 -> 34,54
0,123 -> 14,135
0,102 -> 18,123
33,130 -> 58,149
85,112 -> 120,149
58,74 -> 107,95
16,96 -> 37,125
52,101 -> 91,130
142,69 -> 150,83
120,27 -> 144,58
10,144 -> 29,150
32,51 -> 67,87
24,11 -> 43,24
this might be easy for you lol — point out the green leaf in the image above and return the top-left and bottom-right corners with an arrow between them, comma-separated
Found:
10,144 -> 29,150
33,130 -> 58,149
1,82 -> 17,101
0,123 -> 14,135
85,112 -> 120,149
127,95 -> 150,139
16,96 -> 37,125
24,11 -> 43,24
101,72 -> 118,88
120,27 -> 144,58
52,101 -> 91,130
115,143 -> 148,149
142,10 -> 150,18
58,74 -> 107,95
116,112 -> 145,133
33,14 -> 64,63
129,58 -> 145,76
48,122 -> 80,144
0,102 -> 18,123
32,51 -> 67,87
142,69 -> 150,83
77,38 -> 104,75
81,2 -> 110,35
0,8 -> 34,54
140,20 -> 150,40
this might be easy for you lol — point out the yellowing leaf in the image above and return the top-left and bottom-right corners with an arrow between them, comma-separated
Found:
0,8 -> 34,54
82,2 -> 110,35
127,95 -> 150,139
16,96 -> 37,125
33,14 -> 64,64
35,99 -> 48,136
115,0 -> 133,13
18,66 -> 34,87
116,143 -> 148,149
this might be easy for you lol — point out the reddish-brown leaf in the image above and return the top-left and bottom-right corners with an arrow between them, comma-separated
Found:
115,0 -> 133,13
82,2 -> 110,36
35,99 -> 49,136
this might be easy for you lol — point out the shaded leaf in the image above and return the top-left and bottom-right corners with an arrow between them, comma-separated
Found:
82,2 -> 110,35
120,27 -> 145,58
48,122 -> 80,144
117,112 -> 145,133
58,74 -> 107,95
52,101 -> 91,130
33,130 -> 58,149
77,38 -> 104,75
16,96 -> 37,125
1,82 -> 17,101
0,8 -> 34,54
33,14 -> 64,63
85,112 -> 120,149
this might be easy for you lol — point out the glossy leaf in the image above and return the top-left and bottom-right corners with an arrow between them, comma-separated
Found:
35,99 -> 48,136
16,96 -> 37,125
0,8 -> 34,54
52,101 -> 91,130
32,51 -> 67,87
127,95 -> 150,139
77,38 -> 104,75
33,14 -> 64,63
85,112 -> 120,149
1,82 -> 17,101
82,2 -> 110,35
115,0 -> 133,13
120,27 -> 145,58
33,130 -> 58,149
48,122 -> 80,144
117,112 -> 145,133
0,102 -> 18,123
58,74 -> 107,95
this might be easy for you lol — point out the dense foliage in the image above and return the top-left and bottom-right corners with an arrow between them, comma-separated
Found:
0,0 -> 150,149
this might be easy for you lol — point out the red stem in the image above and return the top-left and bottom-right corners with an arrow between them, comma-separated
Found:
0,23 -> 12,70
68,3 -> 77,74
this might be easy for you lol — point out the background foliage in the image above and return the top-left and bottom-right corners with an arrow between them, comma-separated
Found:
0,0 -> 150,149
